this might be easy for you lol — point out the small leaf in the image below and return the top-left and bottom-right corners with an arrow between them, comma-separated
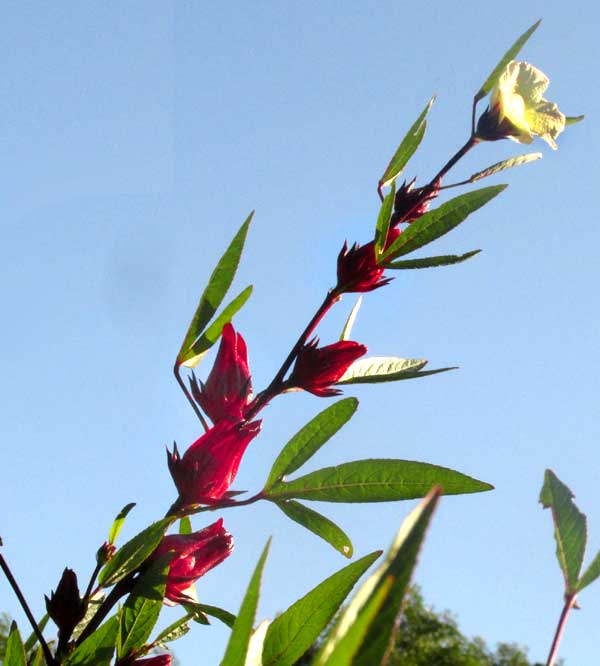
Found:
475,20 -> 542,102
264,398 -> 358,489
387,250 -> 481,270
119,557 -> 168,657
540,469 -> 587,594
179,516 -> 192,535
380,97 -> 435,188
65,616 -> 119,666
108,503 -> 136,545
98,517 -> 173,588
577,550 -> 600,592
340,297 -> 362,341
337,357 -> 427,385
383,185 -> 507,260
374,183 -> 395,257
276,499 -> 353,557
317,488 -> 441,666
221,539 -> 271,666
266,459 -> 492,503
262,551 -> 380,666
177,213 -> 252,364
195,603 -> 236,628
180,285 -> 253,368
4,622 -> 27,666
23,615 -> 49,653
153,615 -> 191,645
469,153 -> 542,183
565,115 -> 584,126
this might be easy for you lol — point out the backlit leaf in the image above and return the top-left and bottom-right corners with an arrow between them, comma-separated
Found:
4,623 -> 26,666
469,153 -> 542,182
340,297 -> 362,341
387,250 -> 480,270
375,183 -> 395,257
108,503 -> 136,545
65,616 -> 118,666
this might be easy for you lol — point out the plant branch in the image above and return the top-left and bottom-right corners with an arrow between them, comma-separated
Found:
0,545 -> 56,666
174,363 -> 209,431
546,593 -> 577,666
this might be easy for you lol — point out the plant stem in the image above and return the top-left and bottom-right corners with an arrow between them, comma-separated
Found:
83,561 -> 103,602
174,363 -> 209,431
244,290 -> 340,420
430,135 -> 478,185
546,593 -> 577,666
0,547 -> 56,666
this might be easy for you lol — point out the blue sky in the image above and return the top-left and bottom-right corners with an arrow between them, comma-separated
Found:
1,2 -> 598,665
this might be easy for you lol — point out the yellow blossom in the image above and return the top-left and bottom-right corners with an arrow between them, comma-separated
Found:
477,61 -> 566,149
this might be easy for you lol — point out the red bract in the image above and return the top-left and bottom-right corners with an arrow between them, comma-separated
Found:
288,338 -> 367,396
390,177 -> 440,227
190,323 -> 252,423
167,419 -> 261,507
130,656 -> 172,666
152,519 -> 233,605
336,228 -> 401,293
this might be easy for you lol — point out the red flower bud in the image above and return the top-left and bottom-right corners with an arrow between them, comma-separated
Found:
45,568 -> 86,638
168,420 -> 261,507
390,178 -> 440,227
288,338 -> 367,397
129,656 -> 172,666
190,323 -> 252,423
152,519 -> 233,605
336,229 -> 400,293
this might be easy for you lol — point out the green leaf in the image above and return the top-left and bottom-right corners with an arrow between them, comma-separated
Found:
108,502 -> 136,545
540,469 -> 587,594
177,212 -> 252,365
23,615 -> 49,653
180,284 -> 253,368
374,182 -> 395,257
475,20 -> 541,102
383,185 -> 507,260
469,153 -> 542,183
30,646 -> 44,666
565,115 -> 584,126
276,499 -> 353,558
340,296 -> 362,341
221,539 -> 271,666
318,488 -> 441,666
380,97 -> 435,188
266,459 -> 493,503
4,622 -> 26,666
262,551 -> 380,666
577,549 -> 600,592
387,250 -> 481,270
179,516 -> 192,535
265,398 -> 359,489
65,616 -> 119,666
98,517 -> 173,588
118,557 -> 168,657
195,603 -> 236,628
153,615 -> 191,645
337,357 -> 426,384
72,593 -> 105,640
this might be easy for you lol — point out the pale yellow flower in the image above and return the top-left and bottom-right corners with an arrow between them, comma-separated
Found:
477,60 -> 566,149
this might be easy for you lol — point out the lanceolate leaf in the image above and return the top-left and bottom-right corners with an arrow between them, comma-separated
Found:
276,499 -> 353,558
340,297 -> 362,341
337,357 -> 427,384
221,539 -> 271,666
153,615 -> 192,645
4,622 -> 26,666
266,459 -> 492,503
108,502 -> 136,545
469,153 -> 542,183
317,488 -> 441,666
264,398 -> 359,489
380,97 -> 435,188
375,182 -> 395,257
383,185 -> 507,260
195,603 -> 236,628
98,517 -> 173,588
181,285 -> 253,368
65,616 -> 119,666
577,550 -> 600,592
565,115 -> 584,126
475,20 -> 541,102
23,615 -> 49,653
118,557 -> 168,658
177,212 -> 252,365
387,250 -> 481,270
540,469 -> 587,594
261,551 -> 380,666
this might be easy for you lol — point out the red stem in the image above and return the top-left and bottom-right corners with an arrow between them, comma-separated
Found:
546,593 -> 577,666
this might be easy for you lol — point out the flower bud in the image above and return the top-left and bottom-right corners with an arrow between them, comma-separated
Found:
288,338 -> 367,397
152,519 -> 233,605
390,178 -> 440,227
45,568 -> 86,638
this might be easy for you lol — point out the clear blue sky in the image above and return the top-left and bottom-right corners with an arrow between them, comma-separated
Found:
1,2 -> 598,665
